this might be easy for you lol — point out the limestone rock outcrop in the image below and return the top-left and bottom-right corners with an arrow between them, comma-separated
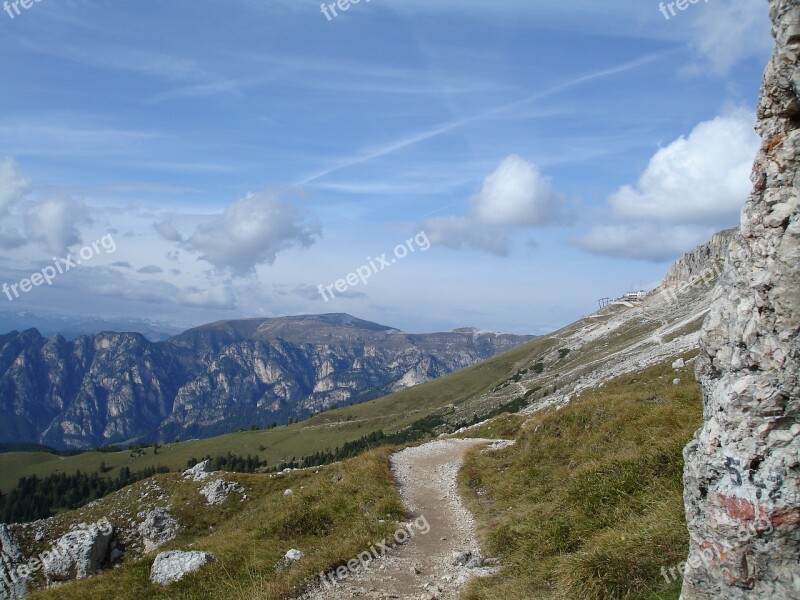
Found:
681,1 -> 800,598
183,460 -> 214,482
149,550 -> 216,585
137,508 -> 179,552
0,525 -> 26,600
199,478 -> 245,505
43,521 -> 113,582
662,229 -> 735,288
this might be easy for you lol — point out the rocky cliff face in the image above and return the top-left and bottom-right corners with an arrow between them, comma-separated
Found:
681,2 -> 800,598
0,314 -> 534,449
662,229 -> 736,288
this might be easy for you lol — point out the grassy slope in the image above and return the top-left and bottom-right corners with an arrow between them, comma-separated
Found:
22,354 -> 703,600
459,356 -> 702,600
30,448 -> 405,600
0,338 -> 543,493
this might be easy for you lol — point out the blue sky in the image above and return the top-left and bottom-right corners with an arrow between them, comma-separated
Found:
0,0 -> 771,334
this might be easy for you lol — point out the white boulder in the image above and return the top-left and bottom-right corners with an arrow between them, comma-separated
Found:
200,478 -> 245,505
137,508 -> 179,552
149,550 -> 216,585
183,460 -> 214,482
43,520 -> 114,582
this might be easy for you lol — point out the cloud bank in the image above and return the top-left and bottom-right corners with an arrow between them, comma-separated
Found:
575,109 -> 760,261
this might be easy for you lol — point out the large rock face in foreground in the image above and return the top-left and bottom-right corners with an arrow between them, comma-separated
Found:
681,1 -> 800,598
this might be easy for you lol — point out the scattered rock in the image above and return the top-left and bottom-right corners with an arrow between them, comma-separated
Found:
284,489 -> 294,497
183,460 -> 214,482
672,358 -> 685,369
0,524 -> 27,600
149,550 -> 216,585
451,550 -> 482,568
200,478 -> 245,505
43,520 -> 114,582
138,508 -> 179,552
277,548 -> 304,570
672,378 -> 681,385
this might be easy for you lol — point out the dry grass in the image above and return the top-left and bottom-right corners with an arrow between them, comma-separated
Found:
31,448 -> 405,600
459,356 -> 701,600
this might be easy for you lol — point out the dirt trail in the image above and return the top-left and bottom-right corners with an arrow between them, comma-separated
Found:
297,438 -> 506,600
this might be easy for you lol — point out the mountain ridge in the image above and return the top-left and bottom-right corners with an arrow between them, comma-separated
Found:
0,314 -> 534,450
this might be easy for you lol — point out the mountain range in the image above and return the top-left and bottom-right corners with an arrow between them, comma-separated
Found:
0,313 -> 534,450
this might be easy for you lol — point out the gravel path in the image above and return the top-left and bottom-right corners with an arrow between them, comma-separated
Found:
296,438 -> 506,600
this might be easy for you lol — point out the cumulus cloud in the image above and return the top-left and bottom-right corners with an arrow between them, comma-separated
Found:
185,191 -> 320,274
0,158 -> 32,249
575,110 -> 758,262
422,155 -> 566,255
578,224 -> 719,262
608,110 -> 759,224
422,216 -> 510,256
686,0 -> 771,76
25,197 -> 90,254
0,159 -> 93,253
0,157 -> 31,216
469,155 -> 565,226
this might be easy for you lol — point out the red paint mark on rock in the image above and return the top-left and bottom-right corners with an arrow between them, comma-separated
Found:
764,506 -> 800,527
717,494 -> 756,521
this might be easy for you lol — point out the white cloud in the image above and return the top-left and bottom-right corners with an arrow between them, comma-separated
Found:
25,197 -> 90,254
422,216 -> 510,256
0,159 -> 93,253
180,286 -> 237,309
185,191 -> 320,274
576,110 -> 758,262
153,220 -> 184,242
0,157 -> 30,216
469,154 -> 565,226
422,155 -> 567,255
0,158 -> 31,249
577,223 -> 719,262
608,110 -> 759,224
686,0 -> 772,76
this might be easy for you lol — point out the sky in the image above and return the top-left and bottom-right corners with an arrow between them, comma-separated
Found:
0,0 -> 772,335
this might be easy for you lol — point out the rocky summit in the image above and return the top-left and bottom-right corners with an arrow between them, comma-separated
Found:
681,1 -> 800,598
0,313 -> 534,449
